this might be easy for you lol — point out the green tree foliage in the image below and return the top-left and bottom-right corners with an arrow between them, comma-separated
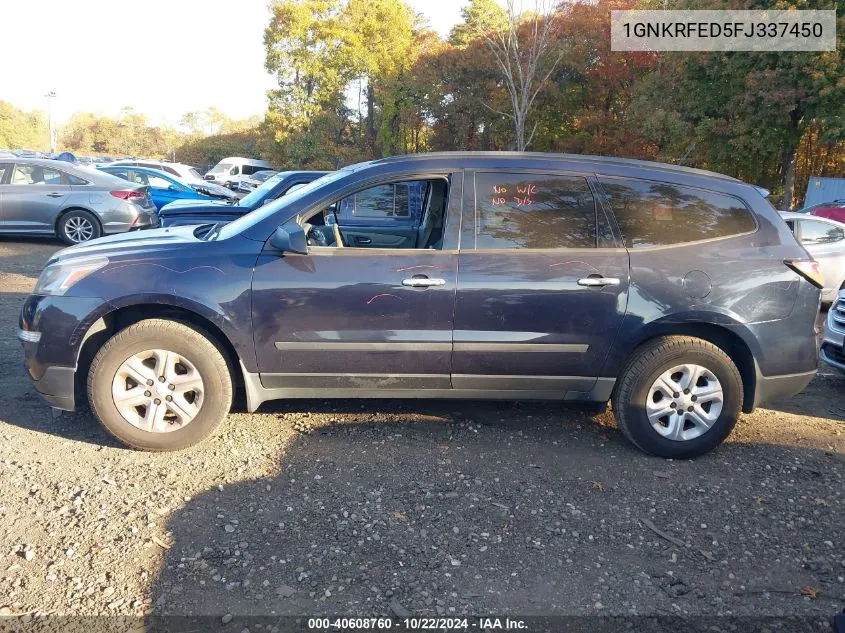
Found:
0,101 -> 48,150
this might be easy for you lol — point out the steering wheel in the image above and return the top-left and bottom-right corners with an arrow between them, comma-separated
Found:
304,223 -> 328,247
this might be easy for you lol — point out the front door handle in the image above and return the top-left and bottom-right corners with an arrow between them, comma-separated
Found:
577,277 -> 621,287
355,237 -> 372,245
402,277 -> 446,288
46,192 -> 63,198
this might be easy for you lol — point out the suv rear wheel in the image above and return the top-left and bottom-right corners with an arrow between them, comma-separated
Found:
612,336 -> 742,458
88,319 -> 233,451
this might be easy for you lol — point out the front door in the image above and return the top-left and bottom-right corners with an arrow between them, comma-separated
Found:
250,172 -> 462,392
1,163 -> 72,233
452,170 -> 629,397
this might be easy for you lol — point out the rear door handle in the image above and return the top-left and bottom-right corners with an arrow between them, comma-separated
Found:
403,277 -> 446,288
355,237 -> 372,244
46,192 -> 63,198
577,277 -> 621,287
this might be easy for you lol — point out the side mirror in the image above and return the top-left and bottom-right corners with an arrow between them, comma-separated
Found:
269,224 -> 307,255
168,184 -> 180,192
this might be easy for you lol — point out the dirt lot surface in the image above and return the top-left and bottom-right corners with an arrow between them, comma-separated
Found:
0,238 -> 843,625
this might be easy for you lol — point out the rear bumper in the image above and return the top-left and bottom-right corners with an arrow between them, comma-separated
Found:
752,368 -> 816,408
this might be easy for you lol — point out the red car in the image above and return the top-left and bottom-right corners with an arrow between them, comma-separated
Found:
804,200 -> 845,223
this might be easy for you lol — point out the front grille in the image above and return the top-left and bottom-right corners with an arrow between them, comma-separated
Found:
822,342 -> 845,366
832,299 -> 845,331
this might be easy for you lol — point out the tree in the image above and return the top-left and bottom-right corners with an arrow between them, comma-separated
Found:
0,101 -> 48,150
449,0 -> 507,47
479,0 -> 563,150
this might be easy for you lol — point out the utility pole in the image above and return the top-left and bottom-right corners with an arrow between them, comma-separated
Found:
45,91 -> 57,153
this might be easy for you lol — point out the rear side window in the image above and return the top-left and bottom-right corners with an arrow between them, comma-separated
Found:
471,172 -> 596,249
599,177 -> 756,248
800,220 -> 844,244
0,162 -> 11,183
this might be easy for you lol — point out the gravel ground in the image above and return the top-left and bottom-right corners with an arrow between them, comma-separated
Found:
0,238 -> 843,623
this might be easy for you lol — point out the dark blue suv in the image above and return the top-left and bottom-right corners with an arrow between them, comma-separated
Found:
19,153 -> 822,458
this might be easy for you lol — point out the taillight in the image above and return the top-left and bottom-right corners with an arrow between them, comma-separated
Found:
785,259 -> 825,289
110,190 -> 144,200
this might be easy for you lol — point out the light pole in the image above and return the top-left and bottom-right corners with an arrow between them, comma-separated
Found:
44,91 -> 56,153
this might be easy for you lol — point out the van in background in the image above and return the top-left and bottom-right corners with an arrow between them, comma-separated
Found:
204,157 -> 273,189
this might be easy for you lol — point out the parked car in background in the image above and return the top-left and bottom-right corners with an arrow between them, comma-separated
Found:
781,211 -> 845,304
0,157 -> 157,243
236,169 -> 278,193
109,160 -> 205,185
20,152 -> 821,458
804,200 -> 845,223
204,157 -> 272,188
821,290 -> 845,372
14,149 -> 44,158
99,165 -> 236,211
159,170 -> 326,227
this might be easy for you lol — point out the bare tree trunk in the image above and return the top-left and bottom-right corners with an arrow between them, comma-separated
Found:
366,83 -> 377,159
482,0 -> 561,152
782,148 -> 796,211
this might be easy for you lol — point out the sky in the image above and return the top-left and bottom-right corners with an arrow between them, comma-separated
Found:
0,0 -> 471,127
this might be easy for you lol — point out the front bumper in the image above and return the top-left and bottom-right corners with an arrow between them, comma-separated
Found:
19,295 -> 106,412
18,342 -> 75,410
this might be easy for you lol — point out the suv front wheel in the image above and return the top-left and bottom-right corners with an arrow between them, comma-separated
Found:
612,336 -> 743,458
88,319 -> 233,451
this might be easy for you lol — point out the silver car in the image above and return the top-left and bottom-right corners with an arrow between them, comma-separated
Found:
0,158 -> 158,244
780,211 -> 845,304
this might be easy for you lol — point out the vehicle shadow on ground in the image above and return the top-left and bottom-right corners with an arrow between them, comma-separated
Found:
146,406 -> 843,627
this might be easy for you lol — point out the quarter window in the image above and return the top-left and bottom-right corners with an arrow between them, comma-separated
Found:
471,172 -> 597,249
599,177 -> 756,248
800,220 -> 844,244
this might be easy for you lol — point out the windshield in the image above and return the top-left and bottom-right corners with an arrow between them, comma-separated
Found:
238,172 -> 289,207
210,162 -> 233,174
189,168 -> 203,180
217,169 -> 350,241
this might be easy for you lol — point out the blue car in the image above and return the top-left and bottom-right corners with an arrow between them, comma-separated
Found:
98,165 -> 235,211
159,170 -> 327,227
20,152 -> 821,457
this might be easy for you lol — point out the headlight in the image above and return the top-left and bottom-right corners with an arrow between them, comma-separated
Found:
33,256 -> 109,296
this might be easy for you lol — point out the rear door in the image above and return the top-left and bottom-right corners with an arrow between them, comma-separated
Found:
1,163 -> 72,233
452,170 -> 629,397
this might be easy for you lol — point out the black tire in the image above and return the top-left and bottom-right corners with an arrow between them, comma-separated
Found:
57,209 -> 102,244
87,319 -> 233,451
611,336 -> 743,459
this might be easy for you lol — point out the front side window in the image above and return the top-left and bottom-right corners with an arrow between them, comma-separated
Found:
471,172 -> 596,250
12,164 -> 65,185
337,182 -> 423,223
302,178 -> 446,250
599,177 -> 756,249
800,219 -> 845,244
